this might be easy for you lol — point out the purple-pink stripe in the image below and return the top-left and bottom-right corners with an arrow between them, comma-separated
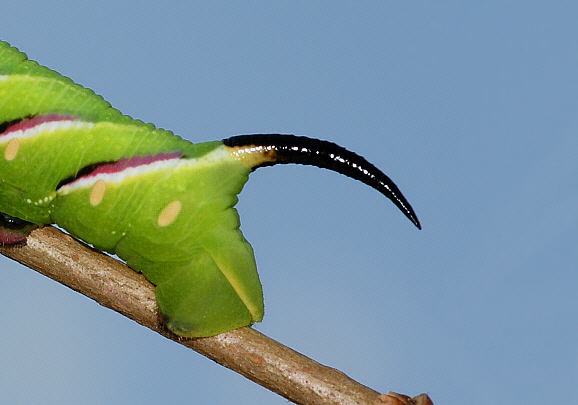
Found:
0,114 -> 78,138
82,152 -> 184,179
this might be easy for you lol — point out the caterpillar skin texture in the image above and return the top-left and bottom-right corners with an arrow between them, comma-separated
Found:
0,40 -> 420,337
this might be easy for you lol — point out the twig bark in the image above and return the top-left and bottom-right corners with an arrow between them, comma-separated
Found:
0,225 -> 433,405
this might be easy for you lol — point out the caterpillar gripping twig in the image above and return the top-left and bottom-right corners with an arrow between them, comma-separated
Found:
0,40 -> 420,337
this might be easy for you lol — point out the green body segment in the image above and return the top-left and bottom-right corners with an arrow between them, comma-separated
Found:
0,40 -> 263,337
0,41 -> 220,224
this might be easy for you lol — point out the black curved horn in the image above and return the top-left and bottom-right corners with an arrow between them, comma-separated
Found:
223,134 -> 421,229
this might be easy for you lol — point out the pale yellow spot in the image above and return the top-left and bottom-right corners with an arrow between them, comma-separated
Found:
90,180 -> 106,206
4,138 -> 20,161
158,200 -> 182,227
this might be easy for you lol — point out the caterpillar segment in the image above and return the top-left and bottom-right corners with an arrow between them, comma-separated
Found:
0,40 -> 420,337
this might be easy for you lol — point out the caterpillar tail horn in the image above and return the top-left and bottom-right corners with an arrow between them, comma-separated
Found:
223,134 -> 421,229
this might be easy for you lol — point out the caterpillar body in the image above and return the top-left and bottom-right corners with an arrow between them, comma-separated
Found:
0,40 -> 420,337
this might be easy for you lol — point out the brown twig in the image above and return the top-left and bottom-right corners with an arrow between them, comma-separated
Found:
0,225 -> 432,405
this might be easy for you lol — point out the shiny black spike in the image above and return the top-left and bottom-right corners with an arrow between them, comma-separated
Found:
223,134 -> 421,229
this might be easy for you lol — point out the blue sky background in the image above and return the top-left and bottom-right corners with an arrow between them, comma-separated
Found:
1,2 -> 577,404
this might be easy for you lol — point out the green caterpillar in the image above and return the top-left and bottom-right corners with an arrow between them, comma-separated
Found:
0,40 -> 420,337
